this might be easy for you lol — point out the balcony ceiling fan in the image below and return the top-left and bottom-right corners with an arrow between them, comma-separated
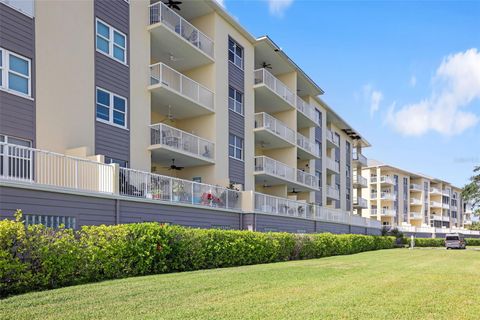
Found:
164,0 -> 182,11
262,180 -> 271,188
166,159 -> 184,171
290,188 -> 299,194
261,62 -> 272,69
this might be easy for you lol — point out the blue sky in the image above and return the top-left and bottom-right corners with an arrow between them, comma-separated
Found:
219,0 -> 480,187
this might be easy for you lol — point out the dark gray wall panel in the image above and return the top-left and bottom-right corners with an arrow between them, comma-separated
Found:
119,200 -> 240,229
95,121 -> 130,162
242,213 -> 255,230
0,91 -> 35,142
367,228 -> 382,236
351,226 -> 367,235
228,110 -> 244,138
94,0 -> 130,163
228,61 -> 244,91
315,221 -> 350,234
315,127 -> 322,141
254,214 -> 315,233
0,187 -> 116,226
229,157 -> 245,185
0,3 -> 35,144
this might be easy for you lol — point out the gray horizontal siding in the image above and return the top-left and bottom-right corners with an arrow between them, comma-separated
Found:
350,226 -> 367,235
0,3 -> 36,144
367,228 -> 382,236
228,61 -> 244,92
228,110 -> 244,138
254,214 -> 316,234
94,0 -> 129,35
229,157 -> 245,185
94,0 -> 130,163
315,191 -> 322,204
315,221 -> 350,234
119,201 -> 240,229
315,127 -> 322,141
0,3 -> 35,58
0,187 -> 116,226
95,121 -> 130,162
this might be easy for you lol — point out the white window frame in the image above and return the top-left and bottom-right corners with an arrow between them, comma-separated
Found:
95,18 -> 128,65
229,134 -> 244,161
0,47 -> 32,99
228,86 -> 244,115
96,87 -> 128,130
228,38 -> 243,70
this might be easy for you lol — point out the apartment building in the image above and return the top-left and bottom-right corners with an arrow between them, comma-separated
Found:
0,0 -> 392,236
361,161 -> 468,231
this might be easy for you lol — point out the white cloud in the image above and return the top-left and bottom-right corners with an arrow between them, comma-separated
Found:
410,75 -> 417,87
387,48 -> 480,136
363,84 -> 384,116
265,0 -> 294,17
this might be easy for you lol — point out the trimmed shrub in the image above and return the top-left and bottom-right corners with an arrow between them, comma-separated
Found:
414,238 -> 445,247
0,212 -> 395,297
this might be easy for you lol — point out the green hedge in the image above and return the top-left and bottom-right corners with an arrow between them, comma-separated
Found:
411,237 -> 480,247
0,211 -> 395,297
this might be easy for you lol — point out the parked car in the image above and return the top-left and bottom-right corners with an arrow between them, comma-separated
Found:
445,233 -> 466,249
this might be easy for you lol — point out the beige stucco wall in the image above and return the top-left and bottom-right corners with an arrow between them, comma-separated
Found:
35,1 -> 95,155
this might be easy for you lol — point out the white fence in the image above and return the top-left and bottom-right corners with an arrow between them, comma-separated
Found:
0,142 -> 114,193
150,123 -> 214,160
120,168 -> 242,211
254,112 -> 295,144
150,62 -> 214,111
296,96 -> 319,125
149,1 -> 214,58
254,68 -> 296,106
398,226 -> 480,236
296,132 -> 319,157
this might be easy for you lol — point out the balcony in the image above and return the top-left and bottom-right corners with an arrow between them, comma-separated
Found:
148,1 -> 214,71
326,129 -> 339,148
430,214 -> 449,222
353,174 -> 368,188
352,151 -> 368,167
442,203 -> 450,210
149,123 -> 214,167
410,212 -> 423,220
430,187 -> 442,195
430,201 -> 442,208
353,197 -> 368,209
379,175 -> 395,185
371,208 -> 396,216
254,113 -> 295,149
149,63 -> 214,119
296,133 -> 320,160
326,157 -> 340,174
377,192 -> 396,201
442,189 -> 451,196
254,68 -> 296,113
254,193 -> 314,219
254,156 -> 318,192
296,97 -> 319,128
326,185 -> 340,200
410,198 -> 422,205
410,183 -> 422,192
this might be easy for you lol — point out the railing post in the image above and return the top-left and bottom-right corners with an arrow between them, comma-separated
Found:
112,163 -> 120,195
144,171 -> 148,197
191,183 -> 194,205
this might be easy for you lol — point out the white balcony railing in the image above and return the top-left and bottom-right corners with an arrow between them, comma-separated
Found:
296,132 -> 319,157
254,156 -> 295,182
354,197 -> 368,208
326,157 -> 339,173
410,212 -> 423,220
296,96 -> 319,125
254,112 -> 295,145
296,169 -> 319,189
254,68 -> 295,107
149,1 -> 214,58
254,192 -> 382,228
430,187 -> 442,194
380,175 -> 395,185
430,200 -> 442,208
371,208 -> 396,216
380,192 -> 396,200
442,189 -> 451,196
326,129 -> 339,147
150,62 -> 214,111
410,198 -> 422,205
410,183 -> 422,191
352,150 -> 367,166
442,203 -> 450,209
120,168 -> 241,211
0,143 -> 114,193
150,123 -> 214,161
326,185 -> 340,200
353,174 -> 368,187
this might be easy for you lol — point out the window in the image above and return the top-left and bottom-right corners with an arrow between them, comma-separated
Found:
96,87 -> 127,129
315,170 -> 322,188
228,38 -> 243,69
96,19 -> 127,64
228,86 -> 244,115
0,48 -> 31,97
315,141 -> 321,157
105,156 -> 128,168
315,109 -> 322,126
24,214 -> 76,229
228,134 -> 243,160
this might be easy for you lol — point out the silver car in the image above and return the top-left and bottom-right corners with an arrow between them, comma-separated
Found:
445,233 -> 466,249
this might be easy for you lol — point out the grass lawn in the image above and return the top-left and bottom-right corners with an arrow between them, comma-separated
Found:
1,248 -> 480,320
